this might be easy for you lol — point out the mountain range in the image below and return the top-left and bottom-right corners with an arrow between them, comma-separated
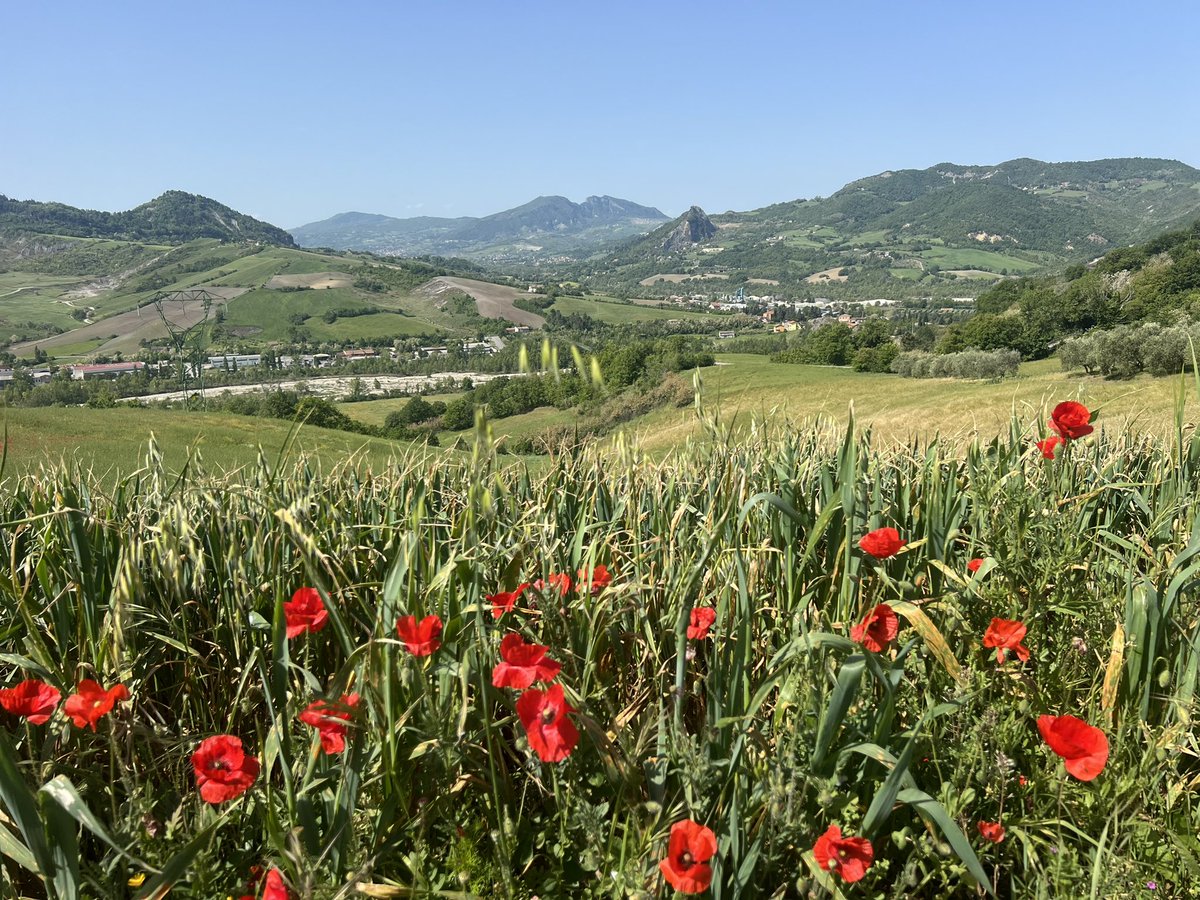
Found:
290,195 -> 670,259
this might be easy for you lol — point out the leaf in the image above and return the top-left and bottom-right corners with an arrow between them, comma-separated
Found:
1101,623 -> 1124,722
811,658 -> 865,773
891,600 -> 966,688
135,812 -> 226,900
895,788 -> 995,896
0,731 -> 51,881
40,776 -> 155,872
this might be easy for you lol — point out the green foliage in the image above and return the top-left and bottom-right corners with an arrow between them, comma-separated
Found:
890,348 -> 1021,380
2,415 -> 1200,895
772,323 -> 856,366
1058,319 -> 1200,378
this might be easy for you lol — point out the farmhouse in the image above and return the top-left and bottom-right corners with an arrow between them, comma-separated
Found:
69,361 -> 147,381
339,348 -> 379,361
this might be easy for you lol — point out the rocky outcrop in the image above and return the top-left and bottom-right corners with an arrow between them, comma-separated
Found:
660,206 -> 717,253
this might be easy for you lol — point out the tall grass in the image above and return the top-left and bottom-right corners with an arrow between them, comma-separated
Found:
1,407 -> 1199,897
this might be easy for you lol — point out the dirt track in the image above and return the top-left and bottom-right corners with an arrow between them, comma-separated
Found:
423,277 -> 545,327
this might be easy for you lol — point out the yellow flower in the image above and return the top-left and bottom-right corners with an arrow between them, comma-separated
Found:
127,872 -> 147,887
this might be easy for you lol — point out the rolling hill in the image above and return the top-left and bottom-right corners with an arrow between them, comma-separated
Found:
582,157 -> 1200,299
0,190 -> 296,246
292,195 -> 670,260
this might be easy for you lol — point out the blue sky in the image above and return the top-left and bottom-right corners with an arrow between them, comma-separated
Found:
2,0 -> 1198,227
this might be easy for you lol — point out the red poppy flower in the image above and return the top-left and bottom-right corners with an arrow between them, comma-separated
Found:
63,679 -> 130,731
396,614 -> 442,656
577,565 -> 612,593
487,583 -> 530,620
191,734 -> 260,804
0,679 -> 62,725
687,607 -> 717,640
1037,714 -> 1109,781
977,821 -> 1005,843
1036,435 -> 1065,459
983,618 -> 1031,664
533,573 -> 573,596
967,558 -> 984,573
1049,401 -> 1094,440
263,867 -> 291,900
492,633 -> 562,689
812,825 -> 873,883
515,683 -> 579,762
858,527 -> 905,559
283,587 -> 328,639
298,693 -> 359,754
850,604 -> 899,653
658,819 -> 718,894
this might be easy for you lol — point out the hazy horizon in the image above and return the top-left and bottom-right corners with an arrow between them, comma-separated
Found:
4,0 -> 1199,228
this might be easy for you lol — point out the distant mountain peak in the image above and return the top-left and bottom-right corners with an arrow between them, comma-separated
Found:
659,206 -> 717,253
290,194 -> 669,258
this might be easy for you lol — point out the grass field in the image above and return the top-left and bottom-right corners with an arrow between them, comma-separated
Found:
549,295 -> 722,324
916,246 -> 1043,273
335,392 -> 465,427
0,406 -> 417,476
627,354 -> 1198,452
10,354 -> 1196,475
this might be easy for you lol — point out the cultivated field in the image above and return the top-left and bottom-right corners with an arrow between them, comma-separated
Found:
2,409 -> 1197,896
639,273 -> 729,285
425,276 -> 546,327
548,294 -> 723,324
805,266 -> 850,283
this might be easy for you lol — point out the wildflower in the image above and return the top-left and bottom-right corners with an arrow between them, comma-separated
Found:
577,565 -> 612,593
396,615 -> 443,656
967,557 -> 984,573
1072,636 -> 1088,654
1049,401 -> 1094,440
687,607 -> 717,640
263,868 -> 291,900
850,604 -> 899,653
283,587 -> 327,639
515,683 -> 579,762
298,693 -> 359,754
1037,714 -> 1109,781
1036,435 -> 1065,459
487,583 -> 530,620
983,618 -> 1031,664
658,819 -> 718,894
492,633 -> 562,689
63,679 -> 130,730
533,573 -> 573,596
858,527 -> 906,559
812,825 -> 873,883
978,821 -> 1006,843
0,679 -> 61,724
191,734 -> 260,804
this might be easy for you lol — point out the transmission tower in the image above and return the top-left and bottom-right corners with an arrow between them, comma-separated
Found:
138,288 -> 222,403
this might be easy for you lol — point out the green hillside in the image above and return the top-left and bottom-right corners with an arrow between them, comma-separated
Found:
584,157 -> 1200,300
0,190 -> 296,246
0,234 -> 506,355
